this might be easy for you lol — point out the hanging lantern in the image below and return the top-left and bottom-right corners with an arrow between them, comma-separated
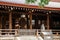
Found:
21,14 -> 25,18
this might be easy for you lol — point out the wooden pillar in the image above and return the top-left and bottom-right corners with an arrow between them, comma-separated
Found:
9,13 -> 12,30
29,12 -> 32,29
47,13 -> 49,30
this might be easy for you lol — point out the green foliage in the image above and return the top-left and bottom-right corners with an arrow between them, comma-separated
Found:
26,0 -> 50,7
26,0 -> 37,3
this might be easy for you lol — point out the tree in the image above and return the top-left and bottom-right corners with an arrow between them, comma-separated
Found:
26,0 -> 50,7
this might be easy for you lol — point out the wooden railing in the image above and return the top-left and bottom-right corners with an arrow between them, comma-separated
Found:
53,35 -> 60,40
0,29 -> 60,40
0,29 -> 18,37
52,29 -> 60,35
52,29 -> 60,40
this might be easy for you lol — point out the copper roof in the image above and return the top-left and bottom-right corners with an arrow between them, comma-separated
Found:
51,0 -> 60,2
